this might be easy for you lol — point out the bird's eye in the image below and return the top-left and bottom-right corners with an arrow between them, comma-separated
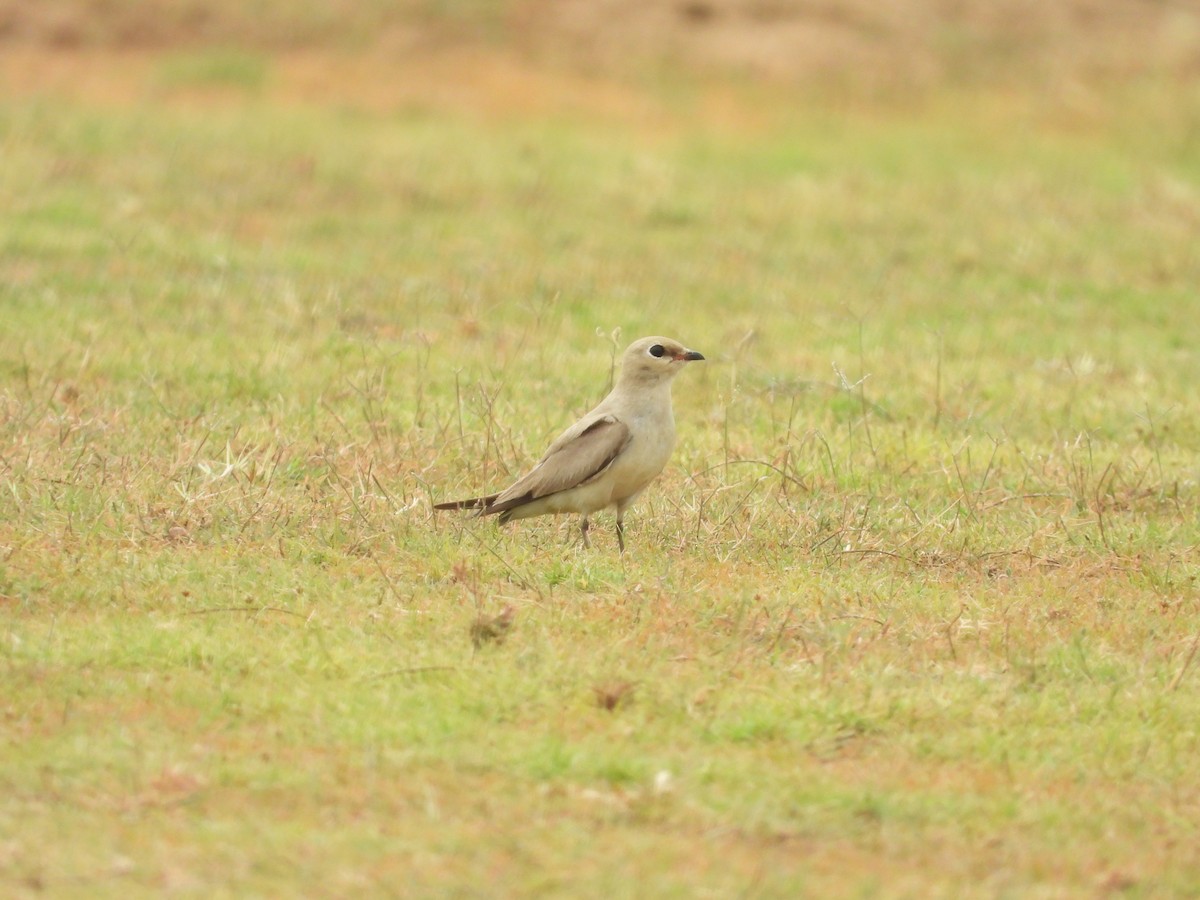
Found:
649,344 -> 666,358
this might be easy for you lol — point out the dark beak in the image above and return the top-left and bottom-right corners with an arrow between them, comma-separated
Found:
682,350 -> 705,361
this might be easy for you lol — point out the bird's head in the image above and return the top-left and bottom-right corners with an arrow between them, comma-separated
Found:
618,336 -> 705,388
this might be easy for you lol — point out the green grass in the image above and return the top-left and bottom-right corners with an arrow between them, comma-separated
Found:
154,50 -> 269,91
2,63 -> 1200,897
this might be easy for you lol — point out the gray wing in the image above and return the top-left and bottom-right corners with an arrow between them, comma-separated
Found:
480,416 -> 631,517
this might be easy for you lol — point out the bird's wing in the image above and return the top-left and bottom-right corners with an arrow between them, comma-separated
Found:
432,493 -> 500,511
481,415 -> 631,517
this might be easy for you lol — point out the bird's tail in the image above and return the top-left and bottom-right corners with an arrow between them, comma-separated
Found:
432,494 -> 500,512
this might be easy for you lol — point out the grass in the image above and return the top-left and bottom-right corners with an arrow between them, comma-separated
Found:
2,49 -> 1200,897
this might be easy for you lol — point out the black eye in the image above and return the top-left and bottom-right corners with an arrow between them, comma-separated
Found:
649,344 -> 665,358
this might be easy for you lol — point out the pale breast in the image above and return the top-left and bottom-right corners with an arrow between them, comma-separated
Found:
605,409 -> 676,503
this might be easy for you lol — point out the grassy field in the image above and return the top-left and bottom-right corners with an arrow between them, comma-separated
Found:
2,42 -> 1200,897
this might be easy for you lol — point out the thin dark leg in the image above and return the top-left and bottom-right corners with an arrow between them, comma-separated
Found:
615,516 -> 625,553
580,516 -> 591,549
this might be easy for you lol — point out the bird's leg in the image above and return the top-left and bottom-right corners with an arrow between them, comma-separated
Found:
580,515 -> 591,549
615,513 -> 625,553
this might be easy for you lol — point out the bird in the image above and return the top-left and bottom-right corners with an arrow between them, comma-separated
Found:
434,336 -> 705,551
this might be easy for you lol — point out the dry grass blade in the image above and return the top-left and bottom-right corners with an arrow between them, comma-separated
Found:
1167,632 -> 1200,693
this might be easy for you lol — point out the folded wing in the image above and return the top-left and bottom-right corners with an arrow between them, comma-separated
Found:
481,416 -> 631,518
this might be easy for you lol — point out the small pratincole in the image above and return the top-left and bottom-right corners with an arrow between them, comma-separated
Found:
434,336 -> 705,551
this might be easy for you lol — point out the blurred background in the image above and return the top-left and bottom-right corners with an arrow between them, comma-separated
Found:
4,10 -> 1200,894
3,0 -> 1199,101
4,1 -> 1199,452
